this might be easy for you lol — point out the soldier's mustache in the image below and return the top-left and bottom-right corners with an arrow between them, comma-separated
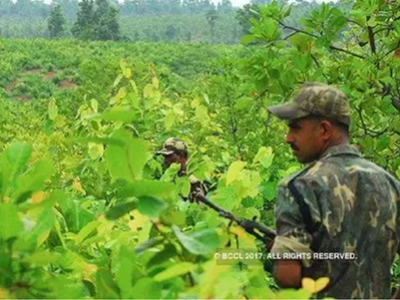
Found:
290,143 -> 299,151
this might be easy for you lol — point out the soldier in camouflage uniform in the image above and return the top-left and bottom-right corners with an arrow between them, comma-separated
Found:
267,83 -> 400,299
156,137 -> 207,202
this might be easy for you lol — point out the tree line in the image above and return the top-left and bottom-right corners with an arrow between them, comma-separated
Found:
0,0 -> 334,43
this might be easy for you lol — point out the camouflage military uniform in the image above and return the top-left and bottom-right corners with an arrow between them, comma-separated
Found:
267,83 -> 400,299
156,137 -> 207,201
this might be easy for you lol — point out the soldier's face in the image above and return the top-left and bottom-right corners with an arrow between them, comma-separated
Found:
285,118 -> 325,163
163,153 -> 181,168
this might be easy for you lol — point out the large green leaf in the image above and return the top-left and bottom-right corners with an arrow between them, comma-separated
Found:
13,158 -> 55,203
209,187 -> 237,211
173,226 -> 219,255
137,196 -> 168,219
101,109 -> 137,123
95,269 -> 120,299
13,209 -> 55,253
153,262 -> 195,282
0,244 -> 12,287
0,142 -> 32,199
119,180 -> 175,199
131,277 -> 161,299
76,220 -> 101,245
21,250 -> 57,265
146,244 -> 177,268
114,246 -> 137,298
105,129 -> 150,182
226,161 -> 246,185
105,201 -> 137,220
58,198 -> 95,233
0,203 -> 23,240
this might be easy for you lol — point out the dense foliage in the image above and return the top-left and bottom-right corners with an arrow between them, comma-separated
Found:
0,0 -> 400,299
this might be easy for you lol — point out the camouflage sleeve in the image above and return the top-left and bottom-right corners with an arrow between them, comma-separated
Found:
188,175 -> 207,202
270,178 -> 322,267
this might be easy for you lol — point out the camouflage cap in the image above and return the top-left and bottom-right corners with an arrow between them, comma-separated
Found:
156,137 -> 188,156
267,83 -> 351,125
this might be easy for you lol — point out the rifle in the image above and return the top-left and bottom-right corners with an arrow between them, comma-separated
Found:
181,191 -> 276,248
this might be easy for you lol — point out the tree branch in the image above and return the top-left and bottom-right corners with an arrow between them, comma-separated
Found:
283,31 -> 299,40
346,18 -> 364,28
278,20 -> 366,59
354,106 -> 389,138
329,44 -> 366,59
367,25 -> 376,54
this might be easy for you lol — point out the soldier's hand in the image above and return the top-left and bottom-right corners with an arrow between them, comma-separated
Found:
188,175 -> 205,203
188,186 -> 204,203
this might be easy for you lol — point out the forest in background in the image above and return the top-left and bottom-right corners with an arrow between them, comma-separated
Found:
0,0 -> 335,43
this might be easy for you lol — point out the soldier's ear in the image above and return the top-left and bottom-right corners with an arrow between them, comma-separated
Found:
319,120 -> 334,139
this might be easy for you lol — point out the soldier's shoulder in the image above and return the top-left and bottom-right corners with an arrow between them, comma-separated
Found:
278,158 -> 345,189
278,162 -> 320,188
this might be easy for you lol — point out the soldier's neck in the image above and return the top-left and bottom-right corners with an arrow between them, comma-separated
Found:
318,135 -> 350,159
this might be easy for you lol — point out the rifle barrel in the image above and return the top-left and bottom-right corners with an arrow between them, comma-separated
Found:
193,193 -> 276,243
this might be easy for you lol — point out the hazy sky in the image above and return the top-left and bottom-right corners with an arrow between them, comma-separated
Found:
39,0 -> 336,8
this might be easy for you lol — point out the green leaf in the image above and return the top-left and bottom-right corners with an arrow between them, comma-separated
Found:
32,209 -> 55,247
119,180 -> 175,199
114,246 -> 136,298
48,98 -> 58,120
376,136 -> 389,151
0,142 -> 32,198
234,98 -> 253,111
226,161 -> 246,185
0,246 -> 12,287
147,244 -> 177,268
88,143 -> 104,160
13,158 -> 55,204
143,84 -> 154,98
253,146 -> 274,169
21,250 -> 57,265
113,74 -> 123,87
124,68 -> 132,79
105,130 -> 151,182
110,87 -> 127,104
0,203 -> 23,240
262,181 -> 277,201
164,111 -> 175,131
101,109 -> 137,123
128,139 -> 151,181
90,99 -> 98,112
137,196 -> 168,219
76,220 -> 101,245
131,277 -> 161,299
240,34 -> 255,44
196,105 -> 210,126
209,187 -> 238,211
95,269 -> 120,299
173,226 -> 219,255
160,163 -> 180,182
14,209 -> 55,252
105,201 -> 137,220
153,262 -> 195,282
